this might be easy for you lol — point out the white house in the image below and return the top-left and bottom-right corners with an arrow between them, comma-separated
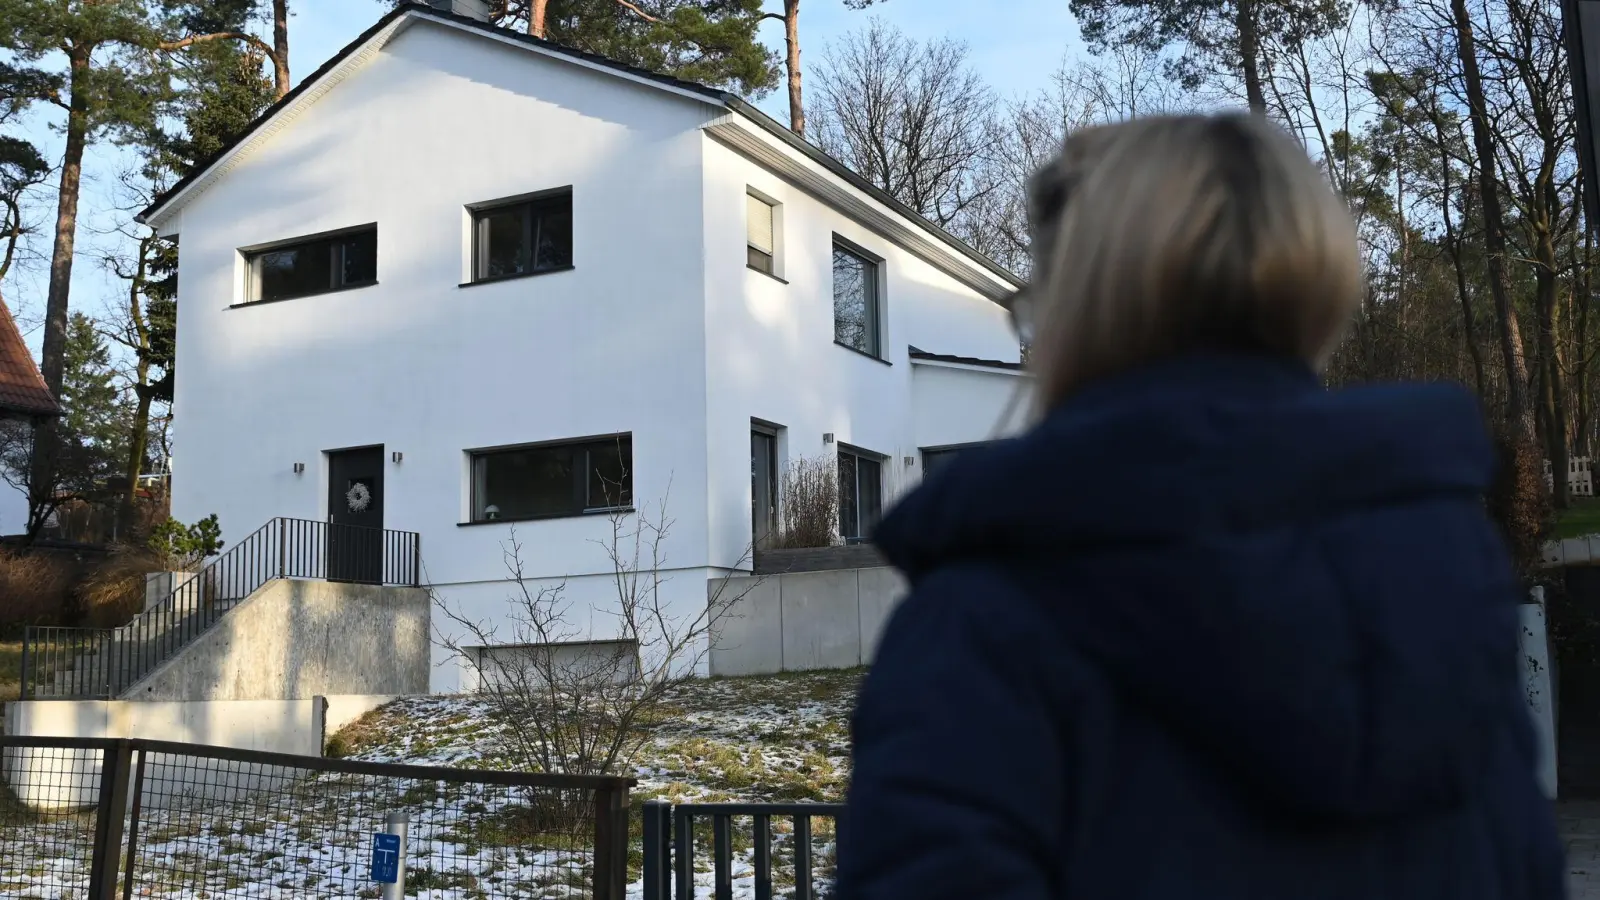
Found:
137,1 -> 1028,692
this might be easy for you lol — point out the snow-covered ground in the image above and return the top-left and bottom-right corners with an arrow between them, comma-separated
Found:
0,670 -> 861,899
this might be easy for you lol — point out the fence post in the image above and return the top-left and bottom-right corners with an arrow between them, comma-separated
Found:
642,800 -> 670,900
593,784 -> 630,900
120,748 -> 148,900
87,739 -> 133,900
411,533 -> 421,587
278,518 -> 286,579
377,811 -> 408,900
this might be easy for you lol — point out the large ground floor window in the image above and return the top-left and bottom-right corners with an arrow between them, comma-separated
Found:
469,435 -> 632,523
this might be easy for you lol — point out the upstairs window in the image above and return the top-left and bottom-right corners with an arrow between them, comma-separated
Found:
247,227 -> 377,304
747,192 -> 777,275
471,189 -> 574,282
833,241 -> 881,357
470,435 -> 631,523
838,445 -> 883,543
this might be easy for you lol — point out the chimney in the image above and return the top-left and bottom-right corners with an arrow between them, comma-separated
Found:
418,0 -> 491,22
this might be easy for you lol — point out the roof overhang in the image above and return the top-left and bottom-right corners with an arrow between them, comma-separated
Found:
1567,0 -> 1600,232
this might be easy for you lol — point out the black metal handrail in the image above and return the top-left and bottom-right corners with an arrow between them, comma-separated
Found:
20,517 -> 422,700
642,800 -> 846,900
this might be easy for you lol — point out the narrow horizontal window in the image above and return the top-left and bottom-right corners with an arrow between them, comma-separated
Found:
472,189 -> 574,283
470,435 -> 632,523
246,227 -> 377,304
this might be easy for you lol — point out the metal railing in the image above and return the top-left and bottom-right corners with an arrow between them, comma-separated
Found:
0,735 -> 632,900
642,800 -> 845,900
21,518 -> 422,700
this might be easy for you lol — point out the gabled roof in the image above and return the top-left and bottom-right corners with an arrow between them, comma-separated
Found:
0,298 -> 59,419
137,4 -> 1023,300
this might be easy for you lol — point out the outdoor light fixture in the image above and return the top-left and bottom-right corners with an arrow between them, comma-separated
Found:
392,451 -> 403,464
823,433 -> 835,444
293,463 -> 305,475
905,456 -> 916,468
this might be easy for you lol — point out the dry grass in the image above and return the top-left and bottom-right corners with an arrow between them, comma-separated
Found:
75,547 -> 166,629
0,641 -> 21,703
0,549 -> 75,635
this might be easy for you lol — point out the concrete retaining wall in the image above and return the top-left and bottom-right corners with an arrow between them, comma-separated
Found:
2,698 -> 326,810
710,566 -> 908,677
125,579 -> 430,701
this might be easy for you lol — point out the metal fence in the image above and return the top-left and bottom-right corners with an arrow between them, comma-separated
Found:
642,800 -> 845,900
22,517 -> 422,699
0,736 -> 632,899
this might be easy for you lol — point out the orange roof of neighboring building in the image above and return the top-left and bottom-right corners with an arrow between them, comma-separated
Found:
0,298 -> 60,418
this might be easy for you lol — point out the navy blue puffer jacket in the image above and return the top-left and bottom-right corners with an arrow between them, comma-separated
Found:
836,353 -> 1565,900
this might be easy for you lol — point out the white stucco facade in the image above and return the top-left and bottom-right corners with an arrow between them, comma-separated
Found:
148,9 -> 1026,691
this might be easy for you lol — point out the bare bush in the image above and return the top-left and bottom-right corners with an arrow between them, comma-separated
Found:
435,490 -> 762,779
778,455 -> 838,549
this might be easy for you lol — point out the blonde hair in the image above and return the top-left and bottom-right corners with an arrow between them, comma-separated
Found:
1023,113 -> 1362,413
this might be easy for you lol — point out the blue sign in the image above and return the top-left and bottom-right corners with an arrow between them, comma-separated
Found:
370,832 -> 400,884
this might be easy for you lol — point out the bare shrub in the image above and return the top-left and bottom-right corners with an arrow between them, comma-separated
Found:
435,489 -> 762,780
778,455 -> 839,549
0,548 -> 75,633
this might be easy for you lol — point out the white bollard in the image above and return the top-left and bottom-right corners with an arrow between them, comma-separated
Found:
1522,587 -> 1558,799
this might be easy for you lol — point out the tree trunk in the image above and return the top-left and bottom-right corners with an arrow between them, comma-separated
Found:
784,0 -> 804,136
1451,0 -> 1535,438
1576,228 -> 1595,457
32,45 -> 93,531
1235,0 -> 1266,114
273,0 -> 291,99
1438,130 -> 1487,396
41,47 -> 91,398
529,0 -> 550,37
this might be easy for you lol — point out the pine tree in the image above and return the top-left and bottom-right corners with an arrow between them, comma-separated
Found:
396,0 -> 778,94
1066,0 -> 1346,114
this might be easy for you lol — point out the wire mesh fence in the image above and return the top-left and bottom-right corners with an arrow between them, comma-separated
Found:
0,738 -> 109,898
0,736 -> 632,900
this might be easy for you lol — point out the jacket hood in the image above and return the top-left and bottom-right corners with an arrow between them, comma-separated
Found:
875,354 -> 1525,823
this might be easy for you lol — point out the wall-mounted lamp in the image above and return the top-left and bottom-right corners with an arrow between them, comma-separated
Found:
391,451 -> 404,464
292,462 -> 305,475
823,433 -> 835,444
904,456 -> 916,468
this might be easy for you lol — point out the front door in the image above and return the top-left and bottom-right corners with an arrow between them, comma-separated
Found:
327,446 -> 384,584
751,430 -> 778,550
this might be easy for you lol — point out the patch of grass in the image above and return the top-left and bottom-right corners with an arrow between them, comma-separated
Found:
1556,499 -> 1600,539
0,641 -> 20,703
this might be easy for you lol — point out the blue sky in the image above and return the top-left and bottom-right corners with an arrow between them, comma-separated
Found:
292,1 -> 1083,118
5,1 -> 1083,341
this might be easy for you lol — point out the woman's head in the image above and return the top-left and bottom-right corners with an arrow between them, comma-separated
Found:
1021,113 -> 1362,412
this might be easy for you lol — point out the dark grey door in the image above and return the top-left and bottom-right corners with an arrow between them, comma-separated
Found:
327,446 -> 384,584
751,430 -> 778,550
